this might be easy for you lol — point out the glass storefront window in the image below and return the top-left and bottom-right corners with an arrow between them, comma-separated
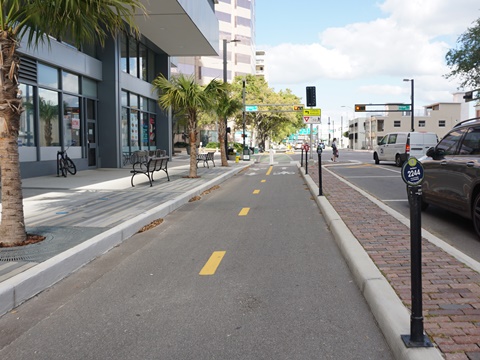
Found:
130,108 -> 139,150
63,94 -> 81,147
130,93 -> 138,109
121,90 -> 128,107
62,71 -> 79,93
121,107 -> 129,152
38,88 -> 60,146
129,39 -> 138,78
38,63 -> 59,89
141,112 -> 149,147
82,77 -> 97,98
19,84 -> 35,147
120,33 -> 128,73
149,115 -> 156,148
139,44 -> 148,81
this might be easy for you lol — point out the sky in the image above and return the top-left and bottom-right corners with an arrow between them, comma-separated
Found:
255,0 -> 480,127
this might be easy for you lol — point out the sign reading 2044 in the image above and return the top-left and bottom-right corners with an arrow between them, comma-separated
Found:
401,157 -> 424,186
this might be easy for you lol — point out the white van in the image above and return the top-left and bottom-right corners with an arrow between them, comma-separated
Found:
373,132 -> 438,167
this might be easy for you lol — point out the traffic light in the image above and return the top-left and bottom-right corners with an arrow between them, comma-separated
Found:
464,91 -> 474,102
293,105 -> 304,111
306,86 -> 316,107
354,104 -> 366,112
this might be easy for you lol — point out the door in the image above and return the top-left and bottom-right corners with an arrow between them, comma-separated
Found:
87,121 -> 97,167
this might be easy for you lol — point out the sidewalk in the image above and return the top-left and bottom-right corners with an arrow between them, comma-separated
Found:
304,159 -> 480,360
1,153 -> 479,359
0,154 -> 250,316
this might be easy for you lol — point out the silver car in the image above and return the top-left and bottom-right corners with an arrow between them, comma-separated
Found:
420,118 -> 480,238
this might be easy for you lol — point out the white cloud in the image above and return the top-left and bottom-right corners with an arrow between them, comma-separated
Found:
262,0 -> 480,111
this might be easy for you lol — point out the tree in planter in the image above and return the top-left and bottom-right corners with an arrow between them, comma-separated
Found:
212,88 -> 242,166
153,74 -> 227,178
0,0 -> 146,245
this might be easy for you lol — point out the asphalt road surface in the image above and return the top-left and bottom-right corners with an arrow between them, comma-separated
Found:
0,159 -> 393,360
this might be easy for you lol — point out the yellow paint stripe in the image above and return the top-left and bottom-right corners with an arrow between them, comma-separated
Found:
238,207 -> 250,216
261,179 -> 266,183
199,251 -> 226,275
266,166 -> 273,175
253,189 -> 260,194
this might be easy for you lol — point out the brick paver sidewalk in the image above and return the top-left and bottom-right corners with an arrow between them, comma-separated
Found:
307,162 -> 480,360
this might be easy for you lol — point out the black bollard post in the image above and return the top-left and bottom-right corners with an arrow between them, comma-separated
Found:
305,148 -> 309,175
401,185 -> 432,347
301,147 -> 304,167
401,157 -> 432,347
317,147 -> 323,196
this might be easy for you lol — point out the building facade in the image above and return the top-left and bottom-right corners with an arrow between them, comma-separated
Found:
16,0 -> 219,178
348,96 -> 467,149
172,0 -> 256,146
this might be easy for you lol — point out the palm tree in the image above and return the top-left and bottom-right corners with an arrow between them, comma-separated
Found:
214,90 -> 242,166
0,0 -> 146,245
153,73 -> 227,178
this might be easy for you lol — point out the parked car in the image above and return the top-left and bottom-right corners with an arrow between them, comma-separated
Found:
374,131 -> 438,167
294,142 -> 304,150
419,118 -> 480,238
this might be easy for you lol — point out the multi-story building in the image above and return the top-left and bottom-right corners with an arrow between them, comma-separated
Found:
173,0 -> 256,146
255,50 -> 266,79
16,0 -> 219,178
348,94 -> 468,149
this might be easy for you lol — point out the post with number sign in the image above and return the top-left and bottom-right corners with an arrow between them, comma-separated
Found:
401,158 -> 433,348
300,146 -> 304,168
317,144 -> 323,196
304,144 -> 309,175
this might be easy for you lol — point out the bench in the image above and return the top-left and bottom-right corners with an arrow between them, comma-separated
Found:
130,150 -> 170,187
196,151 -> 216,168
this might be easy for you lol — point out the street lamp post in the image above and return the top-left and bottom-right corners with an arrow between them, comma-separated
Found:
341,105 -> 355,150
404,79 -> 415,132
223,39 -> 240,160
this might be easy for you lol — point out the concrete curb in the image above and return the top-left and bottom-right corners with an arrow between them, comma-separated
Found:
298,163 -> 443,360
0,164 -> 248,316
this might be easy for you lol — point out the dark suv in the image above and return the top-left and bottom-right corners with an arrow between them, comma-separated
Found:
420,118 -> 480,238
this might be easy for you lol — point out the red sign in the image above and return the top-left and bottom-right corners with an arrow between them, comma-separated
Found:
304,144 -> 310,152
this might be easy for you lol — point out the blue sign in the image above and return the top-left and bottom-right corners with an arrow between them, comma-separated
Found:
401,157 -> 424,186
245,105 -> 258,112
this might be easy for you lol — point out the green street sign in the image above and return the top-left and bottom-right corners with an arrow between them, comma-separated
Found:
398,105 -> 411,111
245,105 -> 258,112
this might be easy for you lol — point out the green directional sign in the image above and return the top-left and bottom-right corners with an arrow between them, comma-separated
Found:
398,105 -> 411,111
245,105 -> 258,112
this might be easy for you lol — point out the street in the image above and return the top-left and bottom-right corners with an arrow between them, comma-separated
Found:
316,149 -> 480,262
0,159 -> 393,359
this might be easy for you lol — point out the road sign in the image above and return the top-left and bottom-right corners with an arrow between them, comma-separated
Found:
245,105 -> 258,112
303,108 -> 321,116
401,157 -> 424,186
398,105 -> 411,111
303,116 -> 321,124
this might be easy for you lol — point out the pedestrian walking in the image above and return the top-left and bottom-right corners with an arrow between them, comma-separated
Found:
331,138 -> 339,162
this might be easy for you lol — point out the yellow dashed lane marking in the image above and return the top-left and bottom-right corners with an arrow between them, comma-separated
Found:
253,190 -> 260,194
266,166 -> 273,175
238,207 -> 250,216
199,251 -> 226,275
261,179 -> 266,183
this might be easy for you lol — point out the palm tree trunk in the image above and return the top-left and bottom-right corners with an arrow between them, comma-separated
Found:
218,118 -> 228,166
0,137 -> 26,243
0,28 -> 27,244
188,115 -> 198,178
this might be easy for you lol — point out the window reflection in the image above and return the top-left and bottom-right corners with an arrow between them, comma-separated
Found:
19,84 -> 36,147
38,88 -> 60,146
63,94 -> 81,147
